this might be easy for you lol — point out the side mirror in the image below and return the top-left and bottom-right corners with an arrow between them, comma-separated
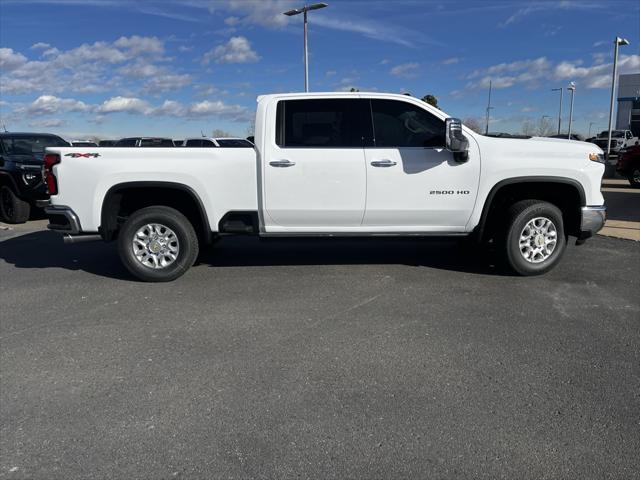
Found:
445,118 -> 469,163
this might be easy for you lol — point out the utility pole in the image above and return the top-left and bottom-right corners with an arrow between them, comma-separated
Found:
551,87 -> 563,135
485,80 -> 493,135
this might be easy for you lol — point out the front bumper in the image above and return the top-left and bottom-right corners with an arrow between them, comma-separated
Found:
578,205 -> 606,240
44,206 -> 82,234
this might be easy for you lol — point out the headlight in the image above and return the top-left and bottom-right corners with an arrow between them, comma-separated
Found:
589,153 -> 605,164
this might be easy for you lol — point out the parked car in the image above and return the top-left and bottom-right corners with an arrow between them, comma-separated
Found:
98,140 -> 118,147
182,137 -> 254,148
592,130 -> 637,157
70,140 -> 98,147
0,132 -> 69,223
114,137 -> 175,147
44,92 -> 606,281
616,144 -> 640,188
548,134 -> 586,142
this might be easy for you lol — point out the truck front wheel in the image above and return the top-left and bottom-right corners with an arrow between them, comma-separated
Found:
503,200 -> 566,276
118,206 -> 199,282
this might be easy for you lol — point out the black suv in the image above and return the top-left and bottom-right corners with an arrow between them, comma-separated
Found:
0,132 -> 70,223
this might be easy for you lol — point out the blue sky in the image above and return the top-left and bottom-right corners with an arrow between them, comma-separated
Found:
0,0 -> 638,140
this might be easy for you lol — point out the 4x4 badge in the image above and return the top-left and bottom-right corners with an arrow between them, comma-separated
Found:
64,153 -> 101,158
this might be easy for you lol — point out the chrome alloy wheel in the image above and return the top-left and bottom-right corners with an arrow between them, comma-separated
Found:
518,217 -> 557,263
132,223 -> 180,269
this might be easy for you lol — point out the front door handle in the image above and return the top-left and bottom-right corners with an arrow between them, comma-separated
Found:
269,159 -> 296,167
370,159 -> 397,167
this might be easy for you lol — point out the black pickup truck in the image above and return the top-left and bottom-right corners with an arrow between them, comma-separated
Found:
0,132 -> 70,223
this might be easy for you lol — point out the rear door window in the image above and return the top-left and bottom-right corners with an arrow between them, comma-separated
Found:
275,99 -> 371,148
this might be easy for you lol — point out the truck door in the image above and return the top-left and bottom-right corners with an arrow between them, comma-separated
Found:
262,98 -> 369,230
362,99 -> 480,230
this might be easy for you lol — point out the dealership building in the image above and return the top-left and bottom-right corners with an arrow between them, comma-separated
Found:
616,73 -> 640,137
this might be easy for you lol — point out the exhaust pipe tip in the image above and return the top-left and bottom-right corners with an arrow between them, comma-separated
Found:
63,234 -> 102,244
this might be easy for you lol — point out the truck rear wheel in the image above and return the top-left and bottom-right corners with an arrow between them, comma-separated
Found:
0,185 -> 31,224
503,200 -> 566,276
118,206 -> 199,282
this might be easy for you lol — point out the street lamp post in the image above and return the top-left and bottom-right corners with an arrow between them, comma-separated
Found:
551,87 -> 563,135
567,82 -> 576,139
588,122 -> 597,138
606,36 -> 630,158
283,3 -> 328,92
485,80 -> 493,135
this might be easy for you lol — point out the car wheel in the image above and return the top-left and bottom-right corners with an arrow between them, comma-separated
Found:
118,206 -> 199,282
503,200 -> 566,276
628,168 -> 640,188
0,185 -> 31,224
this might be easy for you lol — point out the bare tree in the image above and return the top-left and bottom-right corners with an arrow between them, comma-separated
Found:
245,119 -> 255,137
463,117 -> 483,134
212,128 -> 233,138
521,119 -> 536,136
536,117 -> 554,137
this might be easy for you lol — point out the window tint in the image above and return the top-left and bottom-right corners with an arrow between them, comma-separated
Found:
371,99 -> 445,148
202,140 -> 216,147
276,99 -> 370,148
216,139 -> 253,148
115,138 -> 136,147
139,138 -> 174,147
185,139 -> 202,147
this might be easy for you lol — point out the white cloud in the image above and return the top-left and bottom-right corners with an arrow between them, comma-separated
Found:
0,48 -> 27,72
325,70 -> 337,77
457,54 -> 640,95
203,36 -> 260,64
29,118 -> 66,128
118,61 -> 161,78
390,63 -> 419,79
143,74 -> 192,93
25,95 -> 90,115
30,42 -> 51,50
96,96 -> 151,114
113,35 -> 164,55
187,99 -> 251,121
442,57 -> 460,65
500,1 -> 602,27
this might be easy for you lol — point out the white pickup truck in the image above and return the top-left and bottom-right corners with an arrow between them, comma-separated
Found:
44,92 -> 606,281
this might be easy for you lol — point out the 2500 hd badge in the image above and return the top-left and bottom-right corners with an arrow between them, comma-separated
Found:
430,190 -> 471,195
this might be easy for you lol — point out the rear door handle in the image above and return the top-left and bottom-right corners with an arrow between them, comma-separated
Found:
269,159 -> 296,167
370,159 -> 397,167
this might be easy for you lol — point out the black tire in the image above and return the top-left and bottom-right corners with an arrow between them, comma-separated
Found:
117,206 -> 199,282
0,185 -> 31,224
628,168 -> 640,188
502,200 -> 566,276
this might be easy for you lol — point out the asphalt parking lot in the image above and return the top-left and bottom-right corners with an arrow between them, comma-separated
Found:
1,188 -> 639,479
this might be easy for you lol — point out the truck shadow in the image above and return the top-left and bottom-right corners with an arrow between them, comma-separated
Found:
0,230 -> 504,279
0,231 -> 510,280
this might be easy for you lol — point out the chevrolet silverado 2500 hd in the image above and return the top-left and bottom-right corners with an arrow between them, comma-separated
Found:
44,92 -> 606,281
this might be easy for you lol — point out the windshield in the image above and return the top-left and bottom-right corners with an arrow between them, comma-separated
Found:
599,131 -> 624,138
1,135 -> 69,155
72,141 -> 97,147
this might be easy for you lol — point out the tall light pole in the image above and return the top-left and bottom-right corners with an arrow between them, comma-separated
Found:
551,87 -> 563,135
485,80 -> 493,135
567,82 -> 576,139
606,36 -> 630,158
283,3 -> 328,92
588,122 -> 597,138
